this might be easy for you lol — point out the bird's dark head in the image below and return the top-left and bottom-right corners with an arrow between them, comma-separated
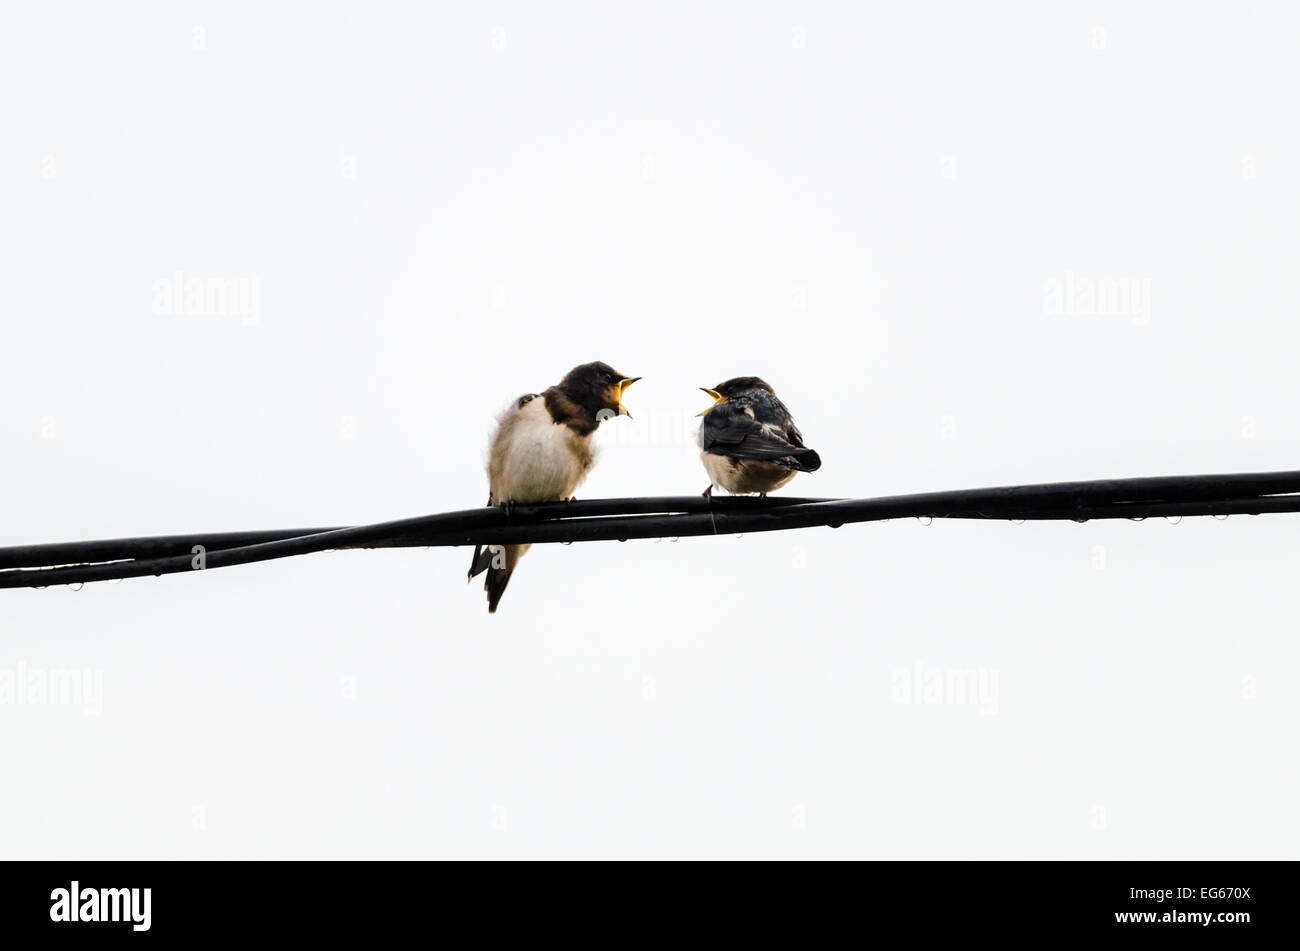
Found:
559,361 -> 641,420
699,375 -> 774,407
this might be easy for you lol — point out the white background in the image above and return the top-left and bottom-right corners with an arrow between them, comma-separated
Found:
2,2 -> 1297,859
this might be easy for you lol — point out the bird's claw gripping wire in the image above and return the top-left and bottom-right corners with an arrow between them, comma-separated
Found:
702,484 -> 720,534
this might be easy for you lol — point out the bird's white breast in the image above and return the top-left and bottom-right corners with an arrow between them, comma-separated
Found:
490,397 -> 594,504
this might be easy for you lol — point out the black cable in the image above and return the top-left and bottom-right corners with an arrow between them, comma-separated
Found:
8,467 -> 1300,572
0,496 -> 828,570
2,471 -> 1299,590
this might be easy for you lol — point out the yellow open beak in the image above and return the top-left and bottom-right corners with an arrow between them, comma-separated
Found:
697,387 -> 724,416
617,377 -> 641,417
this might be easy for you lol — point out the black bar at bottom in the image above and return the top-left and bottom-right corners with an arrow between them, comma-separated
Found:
0,860 -> 1281,939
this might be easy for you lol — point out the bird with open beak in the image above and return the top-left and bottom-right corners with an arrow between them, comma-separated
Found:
697,376 -> 821,497
468,361 -> 640,612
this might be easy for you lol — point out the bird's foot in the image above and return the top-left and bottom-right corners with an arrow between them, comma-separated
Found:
702,484 -> 713,499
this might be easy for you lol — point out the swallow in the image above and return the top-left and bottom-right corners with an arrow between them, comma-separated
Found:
468,361 -> 640,613
697,376 -> 821,497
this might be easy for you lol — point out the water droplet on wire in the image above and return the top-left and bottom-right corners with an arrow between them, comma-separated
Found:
1213,514 -> 1229,521
916,516 -> 932,526
1165,516 -> 1182,524
70,583 -> 84,592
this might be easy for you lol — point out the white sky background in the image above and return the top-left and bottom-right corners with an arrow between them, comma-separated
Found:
2,2 -> 1298,858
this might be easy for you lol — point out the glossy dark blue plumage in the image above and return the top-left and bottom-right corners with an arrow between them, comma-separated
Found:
698,377 -> 820,495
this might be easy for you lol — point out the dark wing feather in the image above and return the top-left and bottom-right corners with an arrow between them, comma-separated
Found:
467,494 -> 495,580
485,563 -> 514,613
467,545 -> 494,580
701,403 -> 821,470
